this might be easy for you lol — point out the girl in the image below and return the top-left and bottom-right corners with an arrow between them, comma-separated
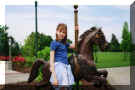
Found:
50,23 -> 75,89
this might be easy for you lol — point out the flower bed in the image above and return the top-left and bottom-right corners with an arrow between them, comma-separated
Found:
12,56 -> 31,73
0,55 -> 31,73
0,56 -> 10,61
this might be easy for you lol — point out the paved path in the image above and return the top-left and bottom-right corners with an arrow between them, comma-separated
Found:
5,67 -> 130,85
99,66 -> 130,85
5,70 -> 29,84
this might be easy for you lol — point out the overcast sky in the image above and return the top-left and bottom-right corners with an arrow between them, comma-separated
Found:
6,5 -> 130,45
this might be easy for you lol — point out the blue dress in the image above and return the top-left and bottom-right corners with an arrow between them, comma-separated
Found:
50,40 -> 75,85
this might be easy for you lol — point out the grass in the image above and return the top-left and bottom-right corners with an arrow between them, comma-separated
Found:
94,52 -> 130,68
23,52 -> 131,69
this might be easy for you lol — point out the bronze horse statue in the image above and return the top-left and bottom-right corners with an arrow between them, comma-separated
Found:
27,27 -> 113,90
78,27 -> 108,63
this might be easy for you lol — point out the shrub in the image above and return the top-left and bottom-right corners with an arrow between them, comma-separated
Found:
37,46 -> 50,61
24,56 -> 36,67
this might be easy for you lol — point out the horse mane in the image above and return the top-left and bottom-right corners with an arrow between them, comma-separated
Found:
79,26 -> 98,40
78,27 -> 98,51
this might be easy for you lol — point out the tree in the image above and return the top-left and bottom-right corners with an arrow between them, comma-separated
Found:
93,44 -> 100,63
0,25 -> 9,56
67,38 -> 73,53
21,32 -> 53,57
11,42 -> 21,56
121,22 -> 130,51
120,21 -> 130,60
38,33 -> 53,51
0,25 -> 20,56
22,32 -> 35,56
110,33 -> 120,52
104,42 -> 111,52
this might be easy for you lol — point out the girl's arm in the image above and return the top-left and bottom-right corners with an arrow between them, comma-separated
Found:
50,51 -> 58,85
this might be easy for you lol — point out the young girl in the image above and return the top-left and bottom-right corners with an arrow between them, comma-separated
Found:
49,23 -> 75,88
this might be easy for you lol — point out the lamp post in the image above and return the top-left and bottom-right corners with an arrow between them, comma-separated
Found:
35,1 -> 38,57
8,37 -> 12,70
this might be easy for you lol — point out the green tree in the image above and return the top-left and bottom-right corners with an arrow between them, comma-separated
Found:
110,33 -> 120,52
0,25 -> 9,56
120,21 -> 130,60
0,25 -> 20,56
38,33 -> 53,51
67,38 -> 73,53
11,42 -> 21,56
121,22 -> 130,51
93,44 -> 100,63
104,43 -> 111,52
21,32 -> 53,57
21,32 -> 35,56
67,38 -> 72,44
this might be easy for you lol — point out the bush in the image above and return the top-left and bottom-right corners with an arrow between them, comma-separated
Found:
24,56 -> 36,67
37,46 -> 50,61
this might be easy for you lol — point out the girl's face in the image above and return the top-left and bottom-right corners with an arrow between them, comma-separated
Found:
56,29 -> 66,40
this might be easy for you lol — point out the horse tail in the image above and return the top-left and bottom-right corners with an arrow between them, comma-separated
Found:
27,59 -> 45,83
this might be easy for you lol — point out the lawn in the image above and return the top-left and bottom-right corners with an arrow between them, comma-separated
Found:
23,52 -> 131,69
94,52 -> 130,68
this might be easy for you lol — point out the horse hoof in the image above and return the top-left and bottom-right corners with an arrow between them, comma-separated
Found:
98,70 -> 108,78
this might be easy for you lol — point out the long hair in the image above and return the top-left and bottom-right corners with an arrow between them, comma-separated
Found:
56,23 -> 67,44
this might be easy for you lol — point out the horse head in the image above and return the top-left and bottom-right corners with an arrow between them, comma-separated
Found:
78,27 -> 108,52
92,27 -> 108,51
78,27 -> 108,61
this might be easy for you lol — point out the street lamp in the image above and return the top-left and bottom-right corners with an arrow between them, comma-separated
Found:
35,1 -> 38,57
8,37 -> 12,70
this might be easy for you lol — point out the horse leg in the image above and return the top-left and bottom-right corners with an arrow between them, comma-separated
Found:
42,63 -> 51,83
35,71 -> 52,89
97,70 -> 108,78
80,79 -> 96,90
36,80 -> 55,90
27,59 -> 45,83
76,79 -> 79,90
40,63 -> 52,90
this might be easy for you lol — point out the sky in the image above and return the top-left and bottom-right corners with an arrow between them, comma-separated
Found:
5,5 -> 130,45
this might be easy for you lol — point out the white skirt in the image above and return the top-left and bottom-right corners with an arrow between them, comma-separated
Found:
50,62 -> 75,85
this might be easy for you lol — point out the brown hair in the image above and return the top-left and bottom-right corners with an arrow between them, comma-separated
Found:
56,23 -> 67,44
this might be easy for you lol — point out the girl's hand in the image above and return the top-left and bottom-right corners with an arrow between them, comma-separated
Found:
53,79 -> 58,85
